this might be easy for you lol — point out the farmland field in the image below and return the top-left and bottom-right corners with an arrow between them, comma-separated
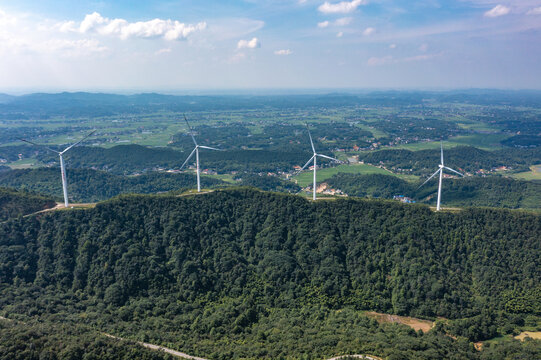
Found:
391,134 -> 510,151
293,163 -> 418,187
511,165 -> 541,181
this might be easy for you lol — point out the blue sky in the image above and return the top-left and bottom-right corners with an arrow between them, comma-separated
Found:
0,0 -> 540,92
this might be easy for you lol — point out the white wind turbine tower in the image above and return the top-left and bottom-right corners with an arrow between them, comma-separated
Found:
179,115 -> 222,192
418,141 -> 464,211
297,124 -> 341,201
20,130 -> 96,208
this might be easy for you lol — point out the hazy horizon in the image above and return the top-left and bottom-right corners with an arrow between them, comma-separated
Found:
3,87 -> 541,97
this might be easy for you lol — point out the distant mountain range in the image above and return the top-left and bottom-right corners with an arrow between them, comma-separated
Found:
1,90 -> 540,119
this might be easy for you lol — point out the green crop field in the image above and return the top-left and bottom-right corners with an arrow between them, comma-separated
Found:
293,163 -> 418,187
511,165 -> 541,181
202,173 -> 238,184
8,158 -> 43,169
392,134 -> 509,151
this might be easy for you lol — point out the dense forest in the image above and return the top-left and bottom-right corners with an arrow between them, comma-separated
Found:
359,146 -> 541,175
0,189 -> 539,358
415,176 -> 541,209
24,145 -> 316,174
501,135 -> 541,148
326,173 -> 541,209
0,319 -> 173,360
0,168 -> 226,202
0,187 -> 56,222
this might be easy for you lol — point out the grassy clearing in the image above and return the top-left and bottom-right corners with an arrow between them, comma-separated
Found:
293,163 -> 417,187
201,173 -> 238,184
7,158 -> 43,169
456,122 -> 502,132
511,165 -> 541,181
515,331 -> 541,341
354,123 -> 388,139
391,134 -> 509,151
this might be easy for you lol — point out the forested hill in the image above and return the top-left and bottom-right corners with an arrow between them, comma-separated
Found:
360,146 -> 541,175
24,144 -> 312,174
0,189 -> 539,358
0,187 -> 56,221
326,173 -> 541,209
0,168 -> 226,202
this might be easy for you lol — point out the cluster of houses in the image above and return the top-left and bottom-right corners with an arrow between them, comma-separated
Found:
393,195 -> 416,204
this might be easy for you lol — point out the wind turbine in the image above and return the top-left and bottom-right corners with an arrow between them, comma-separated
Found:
418,141 -> 463,211
179,115 -> 221,192
20,130 -> 96,208
297,124 -> 341,201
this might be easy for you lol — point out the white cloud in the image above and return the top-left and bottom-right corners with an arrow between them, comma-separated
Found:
0,8 -> 17,26
274,49 -> 292,55
419,43 -> 428,52
389,43 -> 397,49
363,27 -> 375,36
237,37 -> 260,49
335,17 -> 353,26
318,17 -> 353,28
484,5 -> 510,17
318,20 -> 330,28
336,31 -> 344,37
527,6 -> 541,15
318,0 -> 366,14
59,12 -> 206,40
0,9 -> 108,57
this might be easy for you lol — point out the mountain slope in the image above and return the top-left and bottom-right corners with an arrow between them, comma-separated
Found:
0,168 -> 226,202
0,189 -> 539,358
0,187 -> 56,221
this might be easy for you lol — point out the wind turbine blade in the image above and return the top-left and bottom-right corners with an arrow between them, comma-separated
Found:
440,141 -> 444,165
198,145 -> 222,151
179,147 -> 197,170
184,114 -> 198,146
62,129 -> 96,153
305,123 -> 316,153
19,138 -> 60,154
444,166 -> 464,177
418,168 -> 441,189
317,154 -> 340,162
297,155 -> 315,173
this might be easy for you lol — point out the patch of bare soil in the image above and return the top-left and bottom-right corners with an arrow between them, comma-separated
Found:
365,311 -> 435,333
